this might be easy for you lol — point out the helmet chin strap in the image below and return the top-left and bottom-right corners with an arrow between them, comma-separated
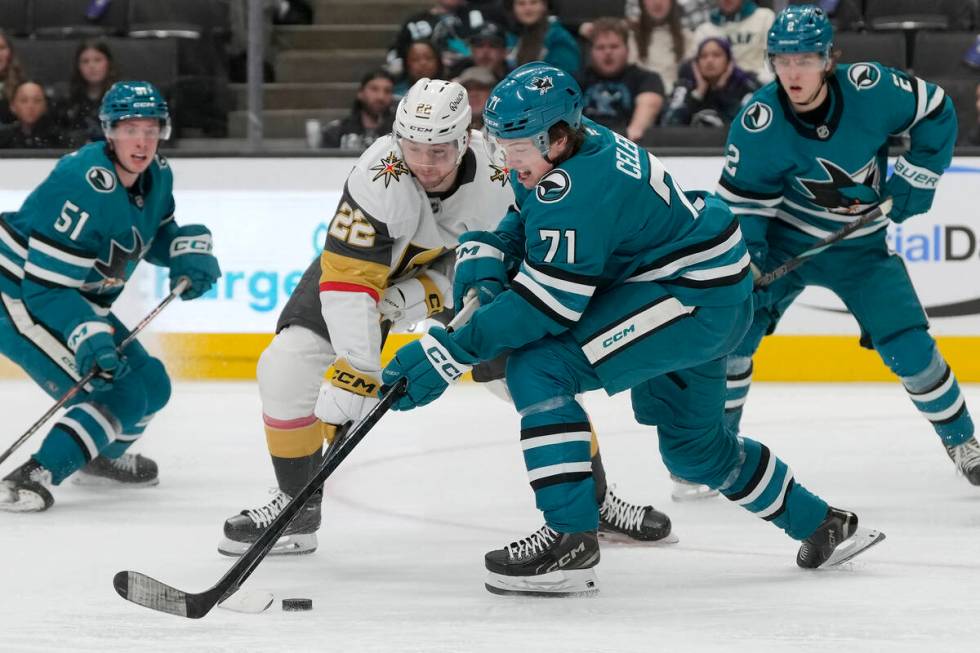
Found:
105,138 -> 138,176
801,75 -> 827,107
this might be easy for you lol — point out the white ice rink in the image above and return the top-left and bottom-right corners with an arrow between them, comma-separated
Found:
1,380 -> 979,652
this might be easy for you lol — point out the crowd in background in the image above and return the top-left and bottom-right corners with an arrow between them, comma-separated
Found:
1,0 -> 980,150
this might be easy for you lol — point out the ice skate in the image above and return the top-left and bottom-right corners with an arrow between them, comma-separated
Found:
218,488 -> 321,556
0,459 -> 54,513
944,437 -> 980,486
598,486 -> 677,544
485,525 -> 600,597
73,453 -> 159,487
797,507 -> 885,569
670,473 -> 719,502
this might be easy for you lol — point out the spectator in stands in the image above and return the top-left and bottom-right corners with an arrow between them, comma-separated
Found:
0,81 -> 66,149
56,40 -> 118,147
662,35 -> 759,126
693,0 -> 774,83
505,0 -> 581,76
0,30 -> 27,124
627,0 -> 715,31
580,18 -> 665,142
322,70 -> 395,150
455,65 -> 496,129
394,40 -> 446,98
629,0 -> 696,92
387,0 -> 507,78
449,22 -> 512,81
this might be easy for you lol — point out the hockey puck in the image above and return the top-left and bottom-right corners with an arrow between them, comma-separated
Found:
282,598 -> 313,611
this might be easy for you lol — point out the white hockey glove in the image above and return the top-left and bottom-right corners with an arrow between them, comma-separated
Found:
314,358 -> 382,426
378,270 -> 452,331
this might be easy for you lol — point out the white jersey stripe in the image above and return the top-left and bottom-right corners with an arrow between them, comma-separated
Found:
512,271 -> 584,322
23,263 -> 85,288
28,237 -> 95,268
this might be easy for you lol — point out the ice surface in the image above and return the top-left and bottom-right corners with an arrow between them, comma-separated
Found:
1,381 -> 979,652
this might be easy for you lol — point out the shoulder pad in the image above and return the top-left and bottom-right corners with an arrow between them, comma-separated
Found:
842,62 -> 887,93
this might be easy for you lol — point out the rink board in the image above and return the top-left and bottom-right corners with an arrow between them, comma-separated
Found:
0,155 -> 977,381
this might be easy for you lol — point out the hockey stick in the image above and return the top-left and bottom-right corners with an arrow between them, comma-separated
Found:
112,376 -> 407,619
0,278 -> 190,469
754,197 -> 892,288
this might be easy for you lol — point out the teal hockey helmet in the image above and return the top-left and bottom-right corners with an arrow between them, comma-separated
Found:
483,61 -> 582,158
99,81 -> 172,139
767,4 -> 834,57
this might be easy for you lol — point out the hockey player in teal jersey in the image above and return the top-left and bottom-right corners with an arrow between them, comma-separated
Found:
381,61 -> 884,596
719,5 -> 980,485
0,81 -> 221,512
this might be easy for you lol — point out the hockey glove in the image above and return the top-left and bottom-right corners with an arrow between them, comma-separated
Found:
379,270 -> 452,331
381,327 -> 475,411
453,232 -> 510,309
885,157 -> 940,222
168,225 -> 222,300
315,358 -> 382,425
68,320 -> 129,390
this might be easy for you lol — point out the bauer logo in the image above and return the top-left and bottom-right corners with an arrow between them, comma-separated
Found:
741,102 -> 772,132
86,166 -> 116,193
847,63 -> 881,91
536,169 -> 570,203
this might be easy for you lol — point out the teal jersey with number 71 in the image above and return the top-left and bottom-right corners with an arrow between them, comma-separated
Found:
451,117 -> 753,363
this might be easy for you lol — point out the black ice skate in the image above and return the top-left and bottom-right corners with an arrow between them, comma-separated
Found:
218,488 -> 322,556
945,437 -> 980,486
796,507 -> 885,569
0,459 -> 54,513
485,525 -> 600,597
73,453 -> 159,487
598,486 -> 677,544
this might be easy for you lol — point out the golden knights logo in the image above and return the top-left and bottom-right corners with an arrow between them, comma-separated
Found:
489,164 -> 510,186
797,157 -> 880,214
370,152 -> 410,187
83,227 -> 146,291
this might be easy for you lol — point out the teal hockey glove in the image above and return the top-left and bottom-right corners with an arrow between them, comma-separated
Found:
169,225 -> 221,300
68,320 -> 129,390
885,157 -> 940,222
453,232 -> 510,309
381,327 -> 474,411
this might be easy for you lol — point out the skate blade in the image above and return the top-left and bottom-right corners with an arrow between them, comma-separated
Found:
598,530 -> 679,546
820,528 -> 886,568
218,589 -> 275,614
71,475 -> 160,488
0,488 -> 49,512
217,533 -> 318,557
485,568 -> 599,597
670,483 -> 719,503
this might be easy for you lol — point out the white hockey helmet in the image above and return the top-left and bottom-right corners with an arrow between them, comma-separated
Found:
394,78 -> 471,163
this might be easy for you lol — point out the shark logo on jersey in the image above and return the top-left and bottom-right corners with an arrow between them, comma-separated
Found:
86,227 -> 146,291
86,166 -> 116,193
536,169 -> 570,203
370,152 -> 410,188
796,157 -> 881,214
742,102 -> 772,132
526,76 -> 554,95
847,63 -> 881,91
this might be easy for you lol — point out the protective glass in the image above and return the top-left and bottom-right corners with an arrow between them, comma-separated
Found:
107,121 -> 171,141
769,52 -> 828,73
398,138 -> 459,170
482,129 -> 547,169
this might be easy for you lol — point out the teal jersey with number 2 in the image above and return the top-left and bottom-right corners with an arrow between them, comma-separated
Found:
451,118 -> 752,383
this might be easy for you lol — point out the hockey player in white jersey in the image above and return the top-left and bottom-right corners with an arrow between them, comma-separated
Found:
218,79 -> 672,556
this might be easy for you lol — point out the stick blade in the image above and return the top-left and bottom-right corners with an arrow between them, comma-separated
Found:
113,570 -> 214,619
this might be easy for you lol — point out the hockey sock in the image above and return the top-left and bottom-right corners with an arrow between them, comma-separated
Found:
901,350 -> 974,447
99,412 -> 155,459
264,414 -> 327,497
34,403 -> 119,484
724,356 -> 753,434
719,436 -> 827,541
520,397 -> 597,533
